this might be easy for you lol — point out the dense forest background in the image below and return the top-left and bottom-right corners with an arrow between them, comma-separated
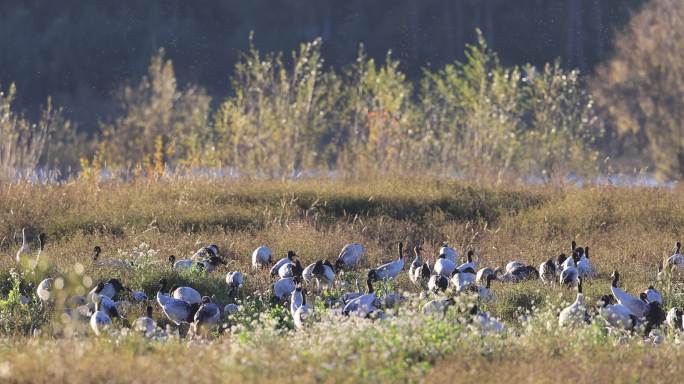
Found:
0,0 -> 643,128
6,0 -> 684,181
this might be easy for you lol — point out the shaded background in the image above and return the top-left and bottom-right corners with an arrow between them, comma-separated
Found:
0,0 -> 644,132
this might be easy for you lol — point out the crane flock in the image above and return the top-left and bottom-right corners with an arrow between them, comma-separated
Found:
12,229 -> 684,340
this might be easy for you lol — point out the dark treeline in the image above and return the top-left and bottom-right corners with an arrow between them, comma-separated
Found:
0,0 -> 644,132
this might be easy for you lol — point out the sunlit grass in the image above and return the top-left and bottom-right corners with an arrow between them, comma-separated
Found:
1,178 -> 683,382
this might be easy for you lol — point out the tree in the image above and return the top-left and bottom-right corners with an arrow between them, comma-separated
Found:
0,84 -> 72,181
101,50 -> 212,171
593,0 -> 684,178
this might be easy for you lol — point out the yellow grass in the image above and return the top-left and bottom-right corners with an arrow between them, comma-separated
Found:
0,178 -> 683,383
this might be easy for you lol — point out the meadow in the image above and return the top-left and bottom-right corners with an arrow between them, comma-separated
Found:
1,177 -> 684,383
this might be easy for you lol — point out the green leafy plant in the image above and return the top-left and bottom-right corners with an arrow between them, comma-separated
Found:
0,271 -> 49,336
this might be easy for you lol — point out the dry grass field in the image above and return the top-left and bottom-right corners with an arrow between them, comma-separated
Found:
1,177 -> 683,383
